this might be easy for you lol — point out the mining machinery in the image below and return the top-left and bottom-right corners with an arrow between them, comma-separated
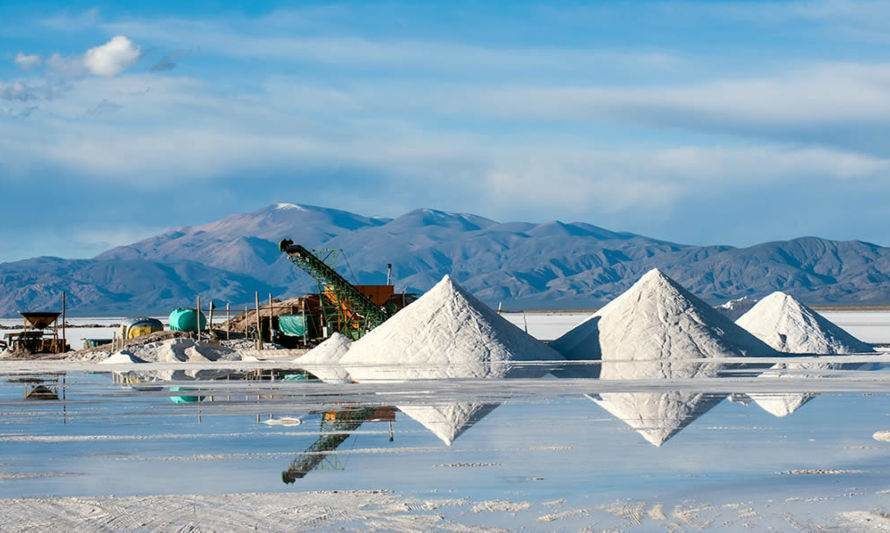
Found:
278,239 -> 414,341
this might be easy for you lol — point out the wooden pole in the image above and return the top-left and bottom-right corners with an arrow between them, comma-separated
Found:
255,292 -> 263,350
196,295 -> 201,340
208,300 -> 215,339
268,293 -> 274,345
226,303 -> 231,341
61,292 -> 67,352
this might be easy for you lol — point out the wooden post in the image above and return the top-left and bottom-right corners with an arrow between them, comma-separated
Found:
61,292 -> 67,352
301,298 -> 308,345
268,293 -> 274,345
255,292 -> 263,350
226,303 -> 231,341
208,301 -> 215,339
196,295 -> 201,341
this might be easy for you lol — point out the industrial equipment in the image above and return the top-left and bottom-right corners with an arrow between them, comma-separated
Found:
275,240 -> 415,343
3,311 -> 69,355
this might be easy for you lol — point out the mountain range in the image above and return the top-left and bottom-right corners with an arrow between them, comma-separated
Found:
2,202 -> 889,316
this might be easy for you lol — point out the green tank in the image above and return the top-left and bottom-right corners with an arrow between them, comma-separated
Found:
168,308 -> 207,332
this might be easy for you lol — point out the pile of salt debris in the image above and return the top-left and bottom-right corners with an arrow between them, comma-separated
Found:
736,291 -> 874,417
552,269 -> 777,446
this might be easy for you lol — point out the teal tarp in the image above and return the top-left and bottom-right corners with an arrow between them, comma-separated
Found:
278,315 -> 307,337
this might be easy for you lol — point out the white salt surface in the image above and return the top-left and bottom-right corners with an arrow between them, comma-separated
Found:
552,269 -> 776,446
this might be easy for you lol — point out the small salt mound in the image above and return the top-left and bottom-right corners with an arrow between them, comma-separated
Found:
553,269 -> 777,446
736,291 -> 873,354
296,333 -> 353,383
340,275 -> 560,381
737,291 -> 873,417
716,296 -> 758,321
99,350 -> 146,365
399,404 -> 497,446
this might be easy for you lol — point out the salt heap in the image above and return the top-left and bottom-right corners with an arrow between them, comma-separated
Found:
341,275 -> 560,445
295,333 -> 353,384
737,292 -> 872,354
553,269 -> 777,446
340,275 -> 560,381
737,291 -> 873,417
99,350 -> 146,364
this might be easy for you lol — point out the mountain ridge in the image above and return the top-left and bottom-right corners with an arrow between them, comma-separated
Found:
2,202 -> 889,316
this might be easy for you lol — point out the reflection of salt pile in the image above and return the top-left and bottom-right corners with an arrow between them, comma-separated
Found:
737,291 -> 873,417
296,333 -> 353,383
553,269 -> 776,446
341,275 -> 559,445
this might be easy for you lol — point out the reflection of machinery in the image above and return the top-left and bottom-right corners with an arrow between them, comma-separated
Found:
3,312 -> 69,355
9,374 -> 65,400
271,241 -> 415,344
282,407 -> 396,483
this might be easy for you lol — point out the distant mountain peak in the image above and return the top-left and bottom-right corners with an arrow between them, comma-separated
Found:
272,202 -> 305,211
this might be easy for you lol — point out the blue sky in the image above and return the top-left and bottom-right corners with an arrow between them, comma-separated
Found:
2,1 -> 890,261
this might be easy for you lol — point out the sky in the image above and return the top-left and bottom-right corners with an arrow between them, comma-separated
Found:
2,0 -> 890,261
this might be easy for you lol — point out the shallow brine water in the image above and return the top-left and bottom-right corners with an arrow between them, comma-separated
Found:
2,361 -> 890,531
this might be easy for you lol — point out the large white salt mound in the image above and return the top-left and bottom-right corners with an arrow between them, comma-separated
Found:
340,275 -> 560,381
553,268 -> 777,363
552,269 -> 776,446
340,275 -> 557,445
736,291 -> 873,354
737,291 -> 872,417
296,333 -> 353,384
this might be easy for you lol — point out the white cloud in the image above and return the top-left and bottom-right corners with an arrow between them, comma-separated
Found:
14,53 -> 42,70
83,35 -> 140,77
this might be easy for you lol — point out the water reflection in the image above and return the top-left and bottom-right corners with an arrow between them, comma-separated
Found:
282,407 -> 395,483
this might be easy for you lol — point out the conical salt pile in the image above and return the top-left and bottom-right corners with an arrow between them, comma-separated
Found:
553,269 -> 777,446
736,292 -> 873,354
341,275 -> 558,445
295,333 -> 353,383
553,269 -> 776,363
340,275 -> 560,381
737,291 -> 873,417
